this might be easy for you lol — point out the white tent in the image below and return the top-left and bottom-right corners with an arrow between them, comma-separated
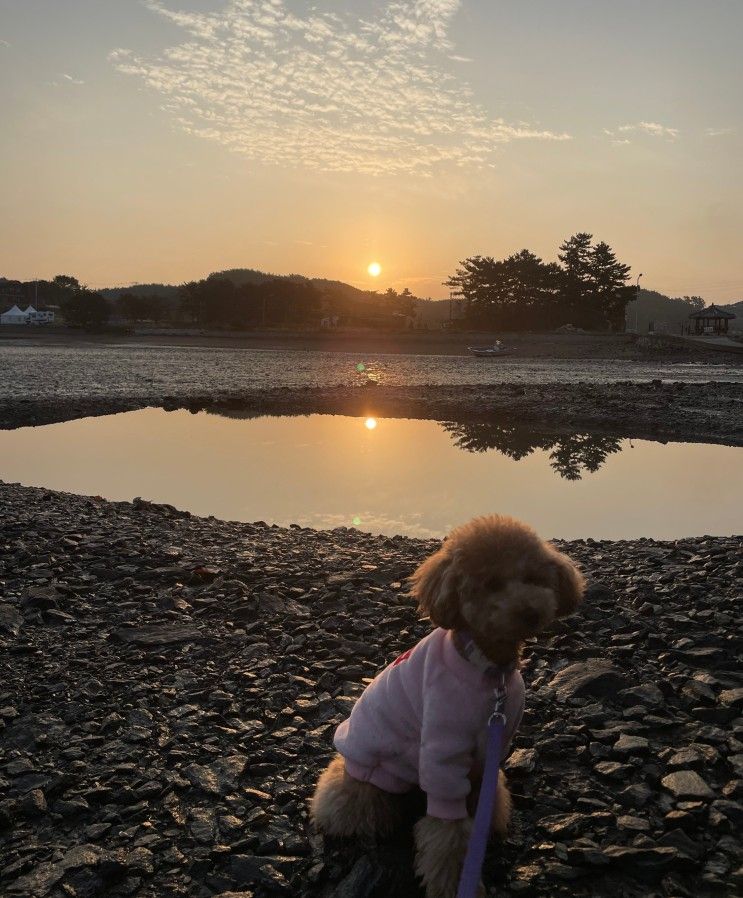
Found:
0,305 -> 28,325
23,305 -> 37,315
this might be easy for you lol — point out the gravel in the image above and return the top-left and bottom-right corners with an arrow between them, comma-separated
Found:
1,481 -> 741,897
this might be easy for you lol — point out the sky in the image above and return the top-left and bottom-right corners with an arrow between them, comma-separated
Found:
1,0 -> 742,301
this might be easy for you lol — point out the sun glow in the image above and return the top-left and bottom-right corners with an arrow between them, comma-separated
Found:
364,417 -> 378,430
367,261 -> 381,277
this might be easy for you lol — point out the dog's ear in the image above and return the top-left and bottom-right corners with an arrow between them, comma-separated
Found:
409,547 -> 462,630
552,550 -> 585,617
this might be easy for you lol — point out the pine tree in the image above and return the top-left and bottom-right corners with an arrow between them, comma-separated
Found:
589,241 -> 633,331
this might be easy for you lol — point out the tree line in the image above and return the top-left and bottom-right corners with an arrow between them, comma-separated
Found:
446,233 -> 636,331
175,276 -> 418,329
7,272 -> 421,330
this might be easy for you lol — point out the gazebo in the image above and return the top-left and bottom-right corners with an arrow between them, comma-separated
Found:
688,304 -> 736,335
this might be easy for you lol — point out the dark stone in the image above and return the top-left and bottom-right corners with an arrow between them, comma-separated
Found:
550,660 -> 629,701
110,623 -> 202,646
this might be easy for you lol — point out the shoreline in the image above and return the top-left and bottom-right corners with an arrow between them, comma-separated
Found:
3,326 -> 743,361
0,481 -> 741,897
1,382 -> 741,446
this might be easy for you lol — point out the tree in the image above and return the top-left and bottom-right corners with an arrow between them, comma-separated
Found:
117,292 -> 166,323
60,290 -> 110,328
446,251 -> 562,330
588,241 -> 633,331
52,275 -> 80,291
558,232 -> 594,324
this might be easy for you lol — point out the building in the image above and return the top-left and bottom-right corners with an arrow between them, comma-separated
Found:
688,304 -> 736,335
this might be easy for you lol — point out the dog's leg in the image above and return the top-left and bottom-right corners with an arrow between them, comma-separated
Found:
310,754 -> 401,840
491,770 -> 512,838
467,769 -> 513,839
414,815 -> 483,898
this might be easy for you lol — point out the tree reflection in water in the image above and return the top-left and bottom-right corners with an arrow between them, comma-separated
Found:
440,421 -> 623,480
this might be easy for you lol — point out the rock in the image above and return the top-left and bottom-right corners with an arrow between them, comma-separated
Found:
612,734 -> 650,756
183,754 -> 247,795
0,603 -> 23,636
617,683 -> 664,706
661,770 -> 715,800
505,748 -> 538,774
213,893 -> 256,898
330,855 -> 387,898
110,623 -> 202,646
7,862 -> 63,896
550,660 -> 629,701
229,855 -> 290,892
21,789 -> 47,818
710,799 -> 743,826
602,845 -> 689,880
657,827 -> 704,859
617,814 -> 650,831
719,688 -> 743,708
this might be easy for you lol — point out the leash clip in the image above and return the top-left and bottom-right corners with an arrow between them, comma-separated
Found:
489,677 -> 508,726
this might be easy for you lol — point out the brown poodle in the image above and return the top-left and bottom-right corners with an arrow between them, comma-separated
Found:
311,515 -> 585,898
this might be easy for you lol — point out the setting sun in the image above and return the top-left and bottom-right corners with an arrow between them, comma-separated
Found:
367,262 -> 381,277
364,417 -> 378,430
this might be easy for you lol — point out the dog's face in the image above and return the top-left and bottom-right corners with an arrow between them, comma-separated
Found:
410,515 -> 585,657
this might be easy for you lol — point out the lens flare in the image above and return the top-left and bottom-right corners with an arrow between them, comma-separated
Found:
352,515 -> 362,527
365,417 -> 378,430
356,362 -> 366,373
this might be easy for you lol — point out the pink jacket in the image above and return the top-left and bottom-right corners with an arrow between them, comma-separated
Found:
333,628 -> 525,820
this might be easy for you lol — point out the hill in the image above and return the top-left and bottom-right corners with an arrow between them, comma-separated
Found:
626,289 -> 740,334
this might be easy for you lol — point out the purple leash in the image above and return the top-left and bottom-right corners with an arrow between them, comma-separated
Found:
457,678 -> 508,898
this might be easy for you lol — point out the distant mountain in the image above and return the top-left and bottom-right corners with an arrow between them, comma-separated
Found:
99,268 -> 379,303
98,282 -> 180,301
626,289 -> 740,334
98,267 -> 448,313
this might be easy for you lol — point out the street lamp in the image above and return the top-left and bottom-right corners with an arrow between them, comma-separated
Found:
635,273 -> 643,332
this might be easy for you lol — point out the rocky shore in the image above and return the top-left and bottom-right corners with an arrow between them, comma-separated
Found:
1,381 -> 742,446
1,482 -> 741,897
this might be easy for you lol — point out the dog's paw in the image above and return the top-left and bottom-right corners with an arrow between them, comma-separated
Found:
414,815 -> 472,898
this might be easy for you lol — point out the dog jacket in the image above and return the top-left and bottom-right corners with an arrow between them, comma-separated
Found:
333,627 -> 525,820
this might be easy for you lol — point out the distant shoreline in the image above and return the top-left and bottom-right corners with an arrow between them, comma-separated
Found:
2,325 -> 742,361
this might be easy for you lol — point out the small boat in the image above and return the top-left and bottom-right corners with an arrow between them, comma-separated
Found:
468,342 -> 512,357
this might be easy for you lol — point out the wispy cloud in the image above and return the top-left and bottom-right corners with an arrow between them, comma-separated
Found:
111,0 -> 570,176
605,121 -> 679,143
705,127 -> 734,138
0,39 -> 11,48
61,73 -> 85,85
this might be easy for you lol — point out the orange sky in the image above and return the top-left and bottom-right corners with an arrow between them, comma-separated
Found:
1,1 -> 741,301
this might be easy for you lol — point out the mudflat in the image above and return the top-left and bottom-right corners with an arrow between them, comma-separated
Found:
2,325 -> 743,360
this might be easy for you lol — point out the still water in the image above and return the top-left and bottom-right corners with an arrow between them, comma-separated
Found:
1,409 -> 741,540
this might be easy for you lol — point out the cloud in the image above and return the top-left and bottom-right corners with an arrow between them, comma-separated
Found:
605,121 -> 679,143
0,39 -> 10,48
111,0 -> 570,176
705,127 -> 734,138
61,73 -> 85,85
